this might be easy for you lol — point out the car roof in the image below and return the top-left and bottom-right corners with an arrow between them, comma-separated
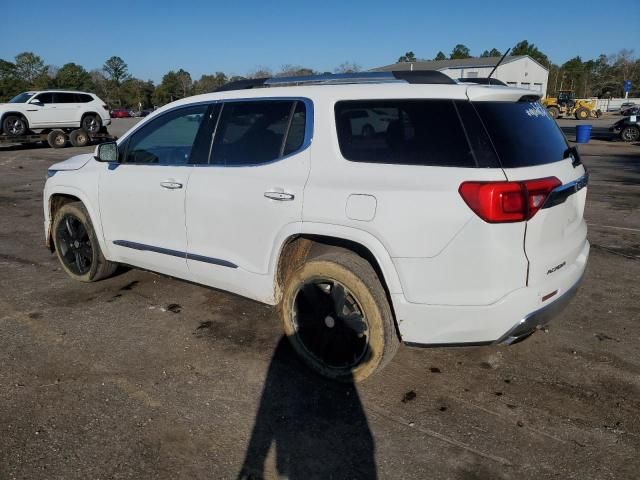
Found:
151,83 -> 537,118
33,89 -> 95,95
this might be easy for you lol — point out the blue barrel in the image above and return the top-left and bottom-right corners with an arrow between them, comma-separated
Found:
575,124 -> 592,143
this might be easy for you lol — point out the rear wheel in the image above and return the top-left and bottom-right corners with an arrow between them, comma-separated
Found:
280,249 -> 399,382
547,106 -> 560,119
575,107 -> 590,120
69,129 -> 89,147
620,125 -> 640,142
47,130 -> 67,148
81,114 -> 102,134
2,115 -> 28,136
52,202 -> 117,282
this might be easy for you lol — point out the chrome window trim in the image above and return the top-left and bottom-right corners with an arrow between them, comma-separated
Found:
113,97 -> 314,169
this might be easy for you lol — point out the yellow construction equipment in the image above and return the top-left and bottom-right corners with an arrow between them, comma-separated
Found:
542,90 -> 602,120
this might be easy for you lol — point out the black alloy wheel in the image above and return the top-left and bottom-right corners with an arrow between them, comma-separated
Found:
292,278 -> 370,370
55,214 -> 94,275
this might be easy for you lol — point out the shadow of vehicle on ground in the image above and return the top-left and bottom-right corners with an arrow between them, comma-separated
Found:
238,337 -> 376,479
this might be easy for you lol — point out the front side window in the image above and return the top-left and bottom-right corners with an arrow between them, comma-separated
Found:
335,99 -> 475,167
211,100 -> 306,166
33,92 -> 54,104
123,104 -> 207,165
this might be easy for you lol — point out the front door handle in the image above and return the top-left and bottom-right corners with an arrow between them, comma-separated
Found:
264,191 -> 294,201
160,181 -> 183,189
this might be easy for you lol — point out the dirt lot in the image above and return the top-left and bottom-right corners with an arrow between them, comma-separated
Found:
1,118 -> 639,480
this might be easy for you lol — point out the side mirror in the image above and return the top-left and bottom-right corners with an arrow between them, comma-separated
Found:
95,142 -> 119,162
30,99 -> 43,105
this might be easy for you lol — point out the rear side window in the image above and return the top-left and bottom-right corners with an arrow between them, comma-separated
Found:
472,101 -> 569,167
55,92 -> 77,103
335,100 -> 475,167
211,100 -> 306,166
77,94 -> 93,103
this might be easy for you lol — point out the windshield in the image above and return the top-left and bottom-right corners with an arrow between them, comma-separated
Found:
472,101 -> 569,168
9,92 -> 35,103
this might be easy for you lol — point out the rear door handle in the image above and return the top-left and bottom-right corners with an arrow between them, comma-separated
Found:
264,191 -> 295,201
160,181 -> 183,189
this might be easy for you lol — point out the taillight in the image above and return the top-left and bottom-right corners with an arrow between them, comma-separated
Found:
459,177 -> 561,223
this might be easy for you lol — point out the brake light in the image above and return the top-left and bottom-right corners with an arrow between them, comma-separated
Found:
459,177 -> 561,223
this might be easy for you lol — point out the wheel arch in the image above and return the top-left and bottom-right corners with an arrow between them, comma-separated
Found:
1,111 -> 29,130
46,187 -> 107,256
271,224 -> 403,305
80,111 -> 101,127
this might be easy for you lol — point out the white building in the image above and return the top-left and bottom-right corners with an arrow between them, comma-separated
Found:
374,55 -> 549,96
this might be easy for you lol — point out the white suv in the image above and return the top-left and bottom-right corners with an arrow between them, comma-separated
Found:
43,72 -> 589,381
1,90 -> 110,137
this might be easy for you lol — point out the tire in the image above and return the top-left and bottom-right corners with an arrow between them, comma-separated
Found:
69,129 -> 89,147
361,124 -> 375,138
81,114 -> 102,134
575,107 -> 589,120
620,126 -> 640,142
47,130 -> 67,148
2,114 -> 28,136
279,248 -> 399,382
547,106 -> 560,119
52,202 -> 117,282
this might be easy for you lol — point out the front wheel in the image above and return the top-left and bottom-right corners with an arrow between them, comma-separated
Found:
2,115 -> 28,136
280,249 -> 399,382
620,125 -> 640,142
52,202 -> 117,282
81,114 -> 102,134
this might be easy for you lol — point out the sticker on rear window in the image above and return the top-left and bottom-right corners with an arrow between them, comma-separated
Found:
525,103 -> 547,118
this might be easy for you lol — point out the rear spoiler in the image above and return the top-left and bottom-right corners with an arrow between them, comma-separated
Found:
466,85 -> 542,102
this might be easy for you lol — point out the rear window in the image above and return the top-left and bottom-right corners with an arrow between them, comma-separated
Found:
335,100 -> 476,167
472,101 -> 569,167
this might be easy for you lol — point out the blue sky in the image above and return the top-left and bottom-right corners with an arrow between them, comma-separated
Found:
2,0 -> 638,83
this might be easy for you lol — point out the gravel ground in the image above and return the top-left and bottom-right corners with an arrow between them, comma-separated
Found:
0,117 -> 639,480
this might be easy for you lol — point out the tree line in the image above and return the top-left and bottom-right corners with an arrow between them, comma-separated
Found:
1,42 -> 637,108
0,54 -> 362,108
396,40 -> 639,98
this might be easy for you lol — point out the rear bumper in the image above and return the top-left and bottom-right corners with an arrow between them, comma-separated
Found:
393,240 -> 589,346
494,273 -> 582,344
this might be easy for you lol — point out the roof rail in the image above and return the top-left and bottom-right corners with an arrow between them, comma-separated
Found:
215,70 -> 455,92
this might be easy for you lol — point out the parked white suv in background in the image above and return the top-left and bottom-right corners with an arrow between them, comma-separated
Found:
43,71 -> 589,381
1,90 -> 110,136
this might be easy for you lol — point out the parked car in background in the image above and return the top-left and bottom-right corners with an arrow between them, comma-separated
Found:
110,108 -> 131,118
619,102 -> 636,114
0,90 -> 110,136
610,116 -> 640,142
43,71 -> 589,381
620,105 -> 640,116
141,108 -> 155,117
